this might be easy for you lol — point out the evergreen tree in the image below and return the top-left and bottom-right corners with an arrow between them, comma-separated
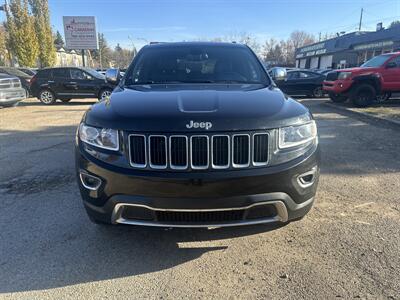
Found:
6,0 -> 39,67
0,25 -> 8,65
29,0 -> 56,67
92,33 -> 112,68
54,30 -> 64,47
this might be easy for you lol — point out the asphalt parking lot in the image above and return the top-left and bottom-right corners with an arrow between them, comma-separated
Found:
0,98 -> 399,299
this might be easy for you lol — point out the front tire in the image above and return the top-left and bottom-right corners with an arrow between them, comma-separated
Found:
38,89 -> 56,105
350,84 -> 376,108
329,93 -> 347,103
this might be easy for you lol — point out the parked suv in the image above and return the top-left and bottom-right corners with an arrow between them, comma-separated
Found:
323,52 -> 400,107
0,73 -> 26,107
0,67 -> 32,97
76,42 -> 320,227
30,67 -> 116,105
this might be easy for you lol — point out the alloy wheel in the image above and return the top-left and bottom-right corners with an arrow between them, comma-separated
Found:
40,90 -> 54,104
100,90 -> 112,101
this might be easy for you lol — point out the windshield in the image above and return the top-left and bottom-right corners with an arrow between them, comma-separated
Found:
124,44 -> 269,85
84,68 -> 105,79
1,67 -> 31,77
361,54 -> 391,68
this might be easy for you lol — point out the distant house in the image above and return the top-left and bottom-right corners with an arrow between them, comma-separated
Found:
55,47 -> 88,67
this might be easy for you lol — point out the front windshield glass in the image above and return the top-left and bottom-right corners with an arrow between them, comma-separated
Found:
2,67 -> 31,77
84,68 -> 105,79
361,54 -> 391,68
124,45 -> 269,85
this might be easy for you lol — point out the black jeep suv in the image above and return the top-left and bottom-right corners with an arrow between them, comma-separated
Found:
76,42 -> 320,227
30,67 -> 115,104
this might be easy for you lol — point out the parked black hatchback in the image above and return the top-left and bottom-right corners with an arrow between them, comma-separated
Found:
30,67 -> 115,105
76,42 -> 320,228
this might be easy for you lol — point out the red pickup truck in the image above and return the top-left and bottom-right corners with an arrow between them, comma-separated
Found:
323,52 -> 400,107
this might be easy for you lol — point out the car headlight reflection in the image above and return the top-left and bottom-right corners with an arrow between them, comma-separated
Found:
79,123 -> 119,151
279,121 -> 317,149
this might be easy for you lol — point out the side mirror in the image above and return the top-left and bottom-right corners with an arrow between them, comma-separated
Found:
386,62 -> 397,69
270,67 -> 287,82
105,68 -> 121,84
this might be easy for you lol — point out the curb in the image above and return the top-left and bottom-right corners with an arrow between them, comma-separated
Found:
323,102 -> 400,129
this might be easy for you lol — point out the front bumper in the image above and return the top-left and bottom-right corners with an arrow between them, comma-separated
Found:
0,88 -> 26,106
323,80 -> 352,94
76,144 -> 320,227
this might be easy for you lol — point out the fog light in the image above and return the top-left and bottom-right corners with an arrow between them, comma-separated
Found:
297,167 -> 317,188
79,172 -> 102,191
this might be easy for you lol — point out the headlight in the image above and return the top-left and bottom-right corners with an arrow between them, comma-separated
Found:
79,124 -> 119,151
279,121 -> 317,149
338,72 -> 352,80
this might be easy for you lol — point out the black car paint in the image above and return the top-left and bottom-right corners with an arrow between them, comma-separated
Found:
85,84 -> 310,132
30,67 -> 116,100
76,42 -> 320,226
275,70 -> 325,96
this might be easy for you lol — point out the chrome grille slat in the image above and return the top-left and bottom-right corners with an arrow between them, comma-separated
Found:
149,135 -> 167,169
190,135 -> 209,169
232,134 -> 250,168
128,132 -> 269,170
169,135 -> 188,170
211,135 -> 230,169
129,134 -> 147,168
253,133 -> 269,166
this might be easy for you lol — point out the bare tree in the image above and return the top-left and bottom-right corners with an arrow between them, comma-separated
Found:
262,30 -> 316,66
289,30 -> 316,50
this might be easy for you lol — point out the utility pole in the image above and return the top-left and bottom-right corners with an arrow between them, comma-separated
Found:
318,32 -> 321,41
81,49 -> 85,67
358,8 -> 363,31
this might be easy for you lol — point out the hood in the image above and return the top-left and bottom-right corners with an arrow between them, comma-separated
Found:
84,84 -> 311,132
335,67 -> 380,75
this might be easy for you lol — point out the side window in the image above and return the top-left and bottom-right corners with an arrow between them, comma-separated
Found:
389,56 -> 400,67
287,72 -> 299,79
70,69 -> 85,80
53,68 -> 69,79
299,72 -> 311,78
37,69 -> 51,78
70,69 -> 92,80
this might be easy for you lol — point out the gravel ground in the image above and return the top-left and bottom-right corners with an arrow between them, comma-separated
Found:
0,98 -> 399,300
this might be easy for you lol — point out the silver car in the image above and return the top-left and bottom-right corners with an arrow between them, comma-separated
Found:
0,73 -> 26,107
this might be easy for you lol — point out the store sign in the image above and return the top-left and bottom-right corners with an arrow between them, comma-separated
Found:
297,42 -> 327,57
63,16 -> 98,50
353,40 -> 393,51
299,42 -> 326,53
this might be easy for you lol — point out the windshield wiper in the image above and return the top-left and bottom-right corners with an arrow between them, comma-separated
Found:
213,80 -> 264,84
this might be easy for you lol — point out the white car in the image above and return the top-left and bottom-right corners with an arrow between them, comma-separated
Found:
0,73 -> 26,107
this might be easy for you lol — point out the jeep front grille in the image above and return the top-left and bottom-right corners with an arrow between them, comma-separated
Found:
128,132 -> 269,170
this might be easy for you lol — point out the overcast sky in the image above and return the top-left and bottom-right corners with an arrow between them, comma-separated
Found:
2,0 -> 399,50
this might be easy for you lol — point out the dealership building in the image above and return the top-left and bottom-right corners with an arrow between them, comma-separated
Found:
295,25 -> 400,70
